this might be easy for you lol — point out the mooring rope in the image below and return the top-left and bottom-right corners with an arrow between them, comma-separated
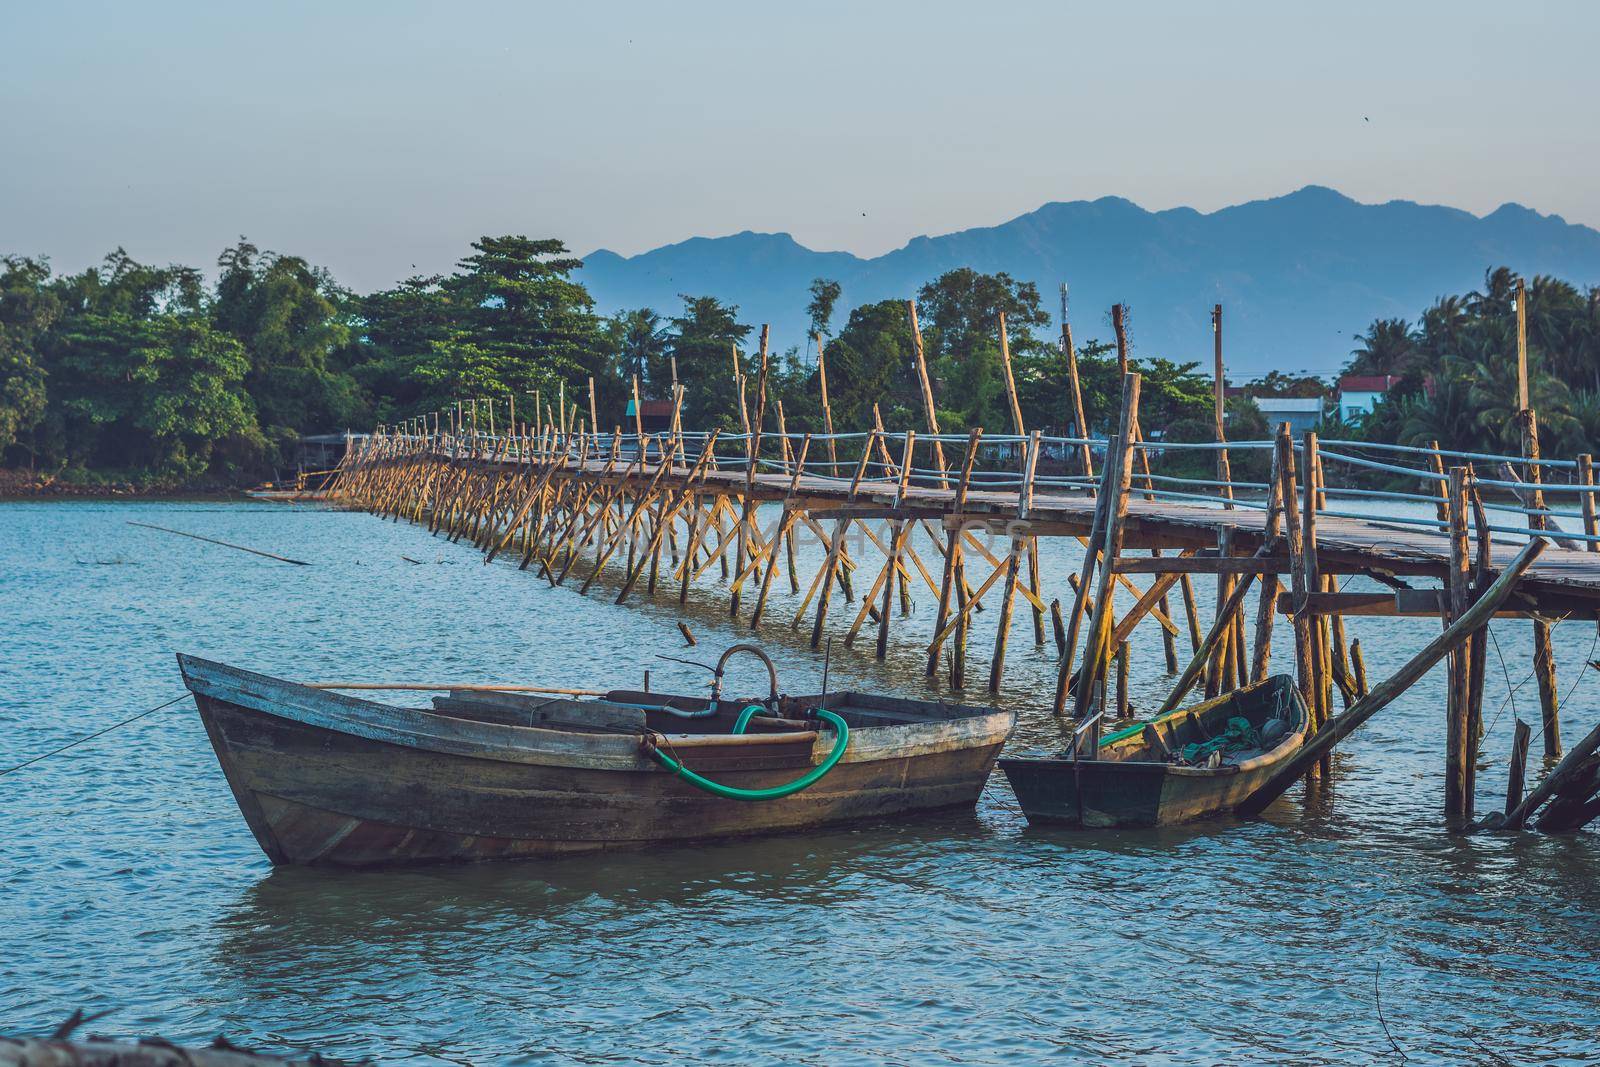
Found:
0,694 -> 190,778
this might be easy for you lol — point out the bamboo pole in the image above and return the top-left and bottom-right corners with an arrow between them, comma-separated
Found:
1301,431 -> 1331,775
1446,465 -> 1472,818
989,430 -> 1040,691
816,335 -> 839,476
1250,443 -> 1286,681
1156,542 -> 1276,715
751,435 -> 810,629
906,300 -> 949,487
1069,372 -> 1141,721
928,429 -> 983,676
996,311 -> 1046,645
1212,305 -> 1234,509
1238,536 -> 1547,818
589,377 -> 599,447
1060,293 -> 1094,483
1053,448 -> 1118,715
1513,276 -> 1561,757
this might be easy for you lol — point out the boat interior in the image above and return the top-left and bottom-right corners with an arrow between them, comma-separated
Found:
426,689 -> 994,736
1095,676 -> 1303,767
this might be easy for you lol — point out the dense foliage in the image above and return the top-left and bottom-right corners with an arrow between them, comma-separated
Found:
1335,268 -> 1600,456
4,235 -> 1594,488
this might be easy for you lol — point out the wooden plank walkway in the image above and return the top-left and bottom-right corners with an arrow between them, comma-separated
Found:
536,454 -> 1600,614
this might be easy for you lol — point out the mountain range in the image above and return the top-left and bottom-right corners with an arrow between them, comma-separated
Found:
576,186 -> 1600,377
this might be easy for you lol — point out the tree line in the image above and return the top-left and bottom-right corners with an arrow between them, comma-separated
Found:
0,235 -> 1217,484
2,234 -> 1595,486
1335,267 -> 1600,458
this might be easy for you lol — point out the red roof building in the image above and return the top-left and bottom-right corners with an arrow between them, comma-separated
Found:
1336,375 -> 1399,422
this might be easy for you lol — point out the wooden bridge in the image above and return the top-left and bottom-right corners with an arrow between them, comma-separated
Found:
311,296 -> 1600,832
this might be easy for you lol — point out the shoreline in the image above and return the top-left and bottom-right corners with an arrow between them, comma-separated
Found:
0,468 -> 256,502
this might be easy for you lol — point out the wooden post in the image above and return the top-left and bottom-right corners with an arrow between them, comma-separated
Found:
1516,279 -> 1561,758
630,375 -> 645,450
989,430 -> 1040,691
877,432 -> 916,659
1250,442 -> 1286,681
1445,465 -> 1472,818
1301,431 -> 1331,775
1580,454 -> 1597,551
928,428 -> 982,676
1505,718 -> 1532,818
1277,425 -> 1319,779
588,377 -> 599,449
1054,444 -> 1118,715
997,312 -> 1046,645
816,335 -> 839,476
732,326 -> 769,618
1060,296 -> 1094,483
907,301 -> 949,487
1499,699 -> 1600,831
1212,304 -> 1234,509
1427,441 -> 1448,524
1239,536 -> 1547,818
1069,372 -> 1141,721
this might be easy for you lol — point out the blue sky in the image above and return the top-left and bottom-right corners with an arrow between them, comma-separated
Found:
4,1 -> 1597,288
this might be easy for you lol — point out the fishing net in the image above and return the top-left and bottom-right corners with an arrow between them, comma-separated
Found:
1179,716 -> 1262,764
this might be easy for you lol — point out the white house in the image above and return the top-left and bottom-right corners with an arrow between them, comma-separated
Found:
1253,397 -> 1326,436
1337,375 -> 1400,422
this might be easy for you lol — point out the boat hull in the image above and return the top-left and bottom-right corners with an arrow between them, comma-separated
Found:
998,754 -> 1287,828
999,676 -> 1308,828
183,658 -> 1013,867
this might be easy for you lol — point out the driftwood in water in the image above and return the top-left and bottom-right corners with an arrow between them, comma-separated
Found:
1238,536 -> 1546,818
1491,705 -> 1600,831
1504,718 -> 1532,816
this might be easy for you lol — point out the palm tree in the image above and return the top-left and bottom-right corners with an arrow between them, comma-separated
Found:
1397,375 -> 1476,453
1348,318 -> 1419,377
609,308 -> 669,386
1417,295 -> 1469,363
1444,342 -> 1575,454
1553,388 -> 1600,457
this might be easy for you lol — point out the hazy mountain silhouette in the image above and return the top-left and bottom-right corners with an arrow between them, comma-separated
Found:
578,186 -> 1600,376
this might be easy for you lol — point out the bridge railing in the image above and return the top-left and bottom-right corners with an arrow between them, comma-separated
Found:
348,421 -> 1600,548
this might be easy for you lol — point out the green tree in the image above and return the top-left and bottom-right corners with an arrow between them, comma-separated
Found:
607,308 -> 671,386
1347,317 -> 1421,379
806,278 -> 842,341
667,295 -> 752,428
346,274 -> 455,421
0,257 -> 58,458
443,236 -> 610,398
212,239 -> 364,438
915,268 -> 1051,429
798,300 -> 919,432
43,312 -> 259,477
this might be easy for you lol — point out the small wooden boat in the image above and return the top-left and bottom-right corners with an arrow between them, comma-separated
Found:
178,646 -> 1015,867
999,675 -> 1308,828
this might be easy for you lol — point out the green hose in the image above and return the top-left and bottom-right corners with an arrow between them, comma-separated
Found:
648,706 -> 850,801
730,703 -> 763,736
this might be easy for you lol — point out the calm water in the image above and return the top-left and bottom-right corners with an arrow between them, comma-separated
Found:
2,499 -> 1598,1065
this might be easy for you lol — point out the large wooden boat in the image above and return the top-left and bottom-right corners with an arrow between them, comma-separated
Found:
999,676 -> 1308,828
178,647 -> 1015,867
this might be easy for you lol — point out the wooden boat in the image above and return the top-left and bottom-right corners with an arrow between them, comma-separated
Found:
178,646 -> 1015,867
999,675 -> 1308,828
